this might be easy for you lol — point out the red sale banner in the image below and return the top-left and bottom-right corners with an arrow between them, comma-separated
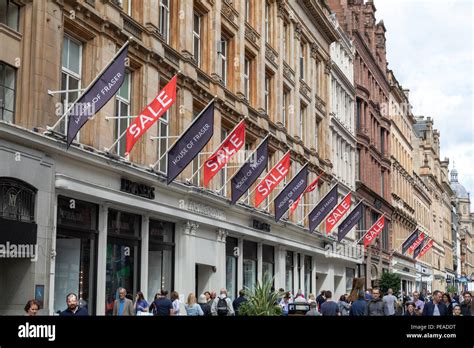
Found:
125,75 -> 177,155
418,238 -> 434,258
289,172 -> 323,215
203,120 -> 246,186
364,215 -> 385,247
255,152 -> 291,208
408,232 -> 426,253
325,192 -> 352,234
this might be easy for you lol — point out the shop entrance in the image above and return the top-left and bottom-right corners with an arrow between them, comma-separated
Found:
195,263 -> 214,297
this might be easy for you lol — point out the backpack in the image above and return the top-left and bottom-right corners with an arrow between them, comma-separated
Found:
216,297 -> 229,316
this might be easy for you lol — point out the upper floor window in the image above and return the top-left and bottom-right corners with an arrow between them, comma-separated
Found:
264,74 -> 271,114
157,109 -> 169,174
159,0 -> 170,43
60,35 -> 82,137
283,21 -> 290,63
0,62 -> 16,123
115,0 -> 131,15
245,0 -> 250,23
0,0 -> 19,31
0,178 -> 36,223
114,71 -> 131,156
300,43 -> 305,81
193,12 -> 201,66
282,88 -> 290,129
220,37 -> 228,86
265,1 -> 271,44
244,57 -> 250,101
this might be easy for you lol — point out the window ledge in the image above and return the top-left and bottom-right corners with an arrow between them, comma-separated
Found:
0,23 -> 22,41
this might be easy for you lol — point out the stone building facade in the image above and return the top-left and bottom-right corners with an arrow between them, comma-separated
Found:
0,0 -> 366,315
327,0 -> 393,288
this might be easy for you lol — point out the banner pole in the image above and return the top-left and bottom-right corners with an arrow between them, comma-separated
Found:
104,129 -> 127,153
297,183 -> 338,225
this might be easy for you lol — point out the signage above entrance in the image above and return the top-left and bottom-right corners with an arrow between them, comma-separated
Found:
120,178 -> 155,200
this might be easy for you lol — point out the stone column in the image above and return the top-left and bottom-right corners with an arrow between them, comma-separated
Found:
216,228 -> 228,291
175,221 -> 198,297
140,215 -> 150,300
257,242 -> 263,284
96,204 -> 109,315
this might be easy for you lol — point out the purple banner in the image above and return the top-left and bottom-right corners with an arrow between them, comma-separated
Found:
308,184 -> 338,233
337,202 -> 363,242
402,229 -> 419,255
67,45 -> 129,148
231,137 -> 268,204
413,237 -> 427,259
167,102 -> 214,185
274,164 -> 308,222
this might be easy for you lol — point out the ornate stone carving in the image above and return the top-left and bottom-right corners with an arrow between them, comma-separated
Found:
310,42 -> 319,59
216,228 -> 228,243
183,221 -> 199,235
294,22 -> 302,40
221,2 -> 234,22
276,0 -> 286,18
245,25 -> 259,47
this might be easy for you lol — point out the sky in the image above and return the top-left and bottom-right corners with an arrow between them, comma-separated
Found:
374,0 -> 474,211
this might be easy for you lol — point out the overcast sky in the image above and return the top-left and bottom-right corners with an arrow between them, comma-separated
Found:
374,0 -> 474,211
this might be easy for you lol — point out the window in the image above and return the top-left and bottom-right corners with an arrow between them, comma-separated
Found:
315,118 -> 320,152
304,255 -> 312,296
283,22 -> 289,62
0,62 -> 16,122
243,240 -> 257,291
106,209 -> 141,313
220,38 -> 228,86
285,251 -> 294,293
345,268 -> 355,294
380,129 -> 385,154
159,0 -> 170,43
0,0 -> 19,31
264,75 -> 270,114
297,254 -> 302,290
0,178 -> 36,222
300,43 -> 305,80
244,57 -> 250,100
193,12 -> 201,66
55,196 -> 97,315
119,0 -> 132,15
356,99 -> 361,130
265,1 -> 270,44
244,0 -> 250,23
381,220 -> 389,250
299,104 -> 306,141
262,244 -> 274,285
157,110 -> 169,174
148,219 -> 174,302
282,89 -> 289,128
60,36 -> 82,137
356,149 -> 361,181
357,204 -> 365,241
191,101 -> 204,185
114,72 -> 131,156
226,237 -> 238,299
380,170 -> 384,197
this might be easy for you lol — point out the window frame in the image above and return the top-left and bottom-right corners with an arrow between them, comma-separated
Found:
0,0 -> 20,31
0,61 -> 16,123
193,12 -> 201,67
114,71 -> 131,156
159,0 -> 170,44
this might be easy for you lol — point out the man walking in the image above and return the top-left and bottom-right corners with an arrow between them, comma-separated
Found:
113,287 -> 135,316
383,288 -> 397,316
233,289 -> 247,316
211,288 -> 234,316
460,291 -> 472,316
349,291 -> 367,316
320,291 -> 340,316
365,289 -> 386,316
422,290 -> 447,316
60,293 -> 89,316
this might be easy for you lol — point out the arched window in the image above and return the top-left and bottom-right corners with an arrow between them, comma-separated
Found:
0,178 -> 36,223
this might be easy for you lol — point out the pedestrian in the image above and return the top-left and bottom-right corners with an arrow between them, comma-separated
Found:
233,289 -> 247,315
305,302 -> 321,316
349,291 -> 366,316
316,290 -> 326,311
24,300 -> 39,316
185,293 -> 204,316
152,289 -> 174,316
134,291 -> 149,315
280,292 -> 291,316
198,294 -> 211,316
211,288 -> 234,316
383,288 -> 397,316
404,302 -> 417,316
170,291 -> 180,315
60,293 -> 89,316
460,291 -> 472,316
453,304 -> 462,316
442,293 -> 454,316
337,294 -> 350,316
148,293 -> 160,314
422,290 -> 448,316
320,291 -> 340,316
204,291 -> 211,302
365,288 -> 373,301
365,289 -> 386,316
411,291 -> 425,315
294,289 -> 306,303
307,293 -> 316,304
113,287 -> 135,316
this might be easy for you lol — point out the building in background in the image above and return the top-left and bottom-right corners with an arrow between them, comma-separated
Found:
387,70 -> 417,293
327,0 -> 393,288
450,167 -> 474,291
0,0 -> 367,315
